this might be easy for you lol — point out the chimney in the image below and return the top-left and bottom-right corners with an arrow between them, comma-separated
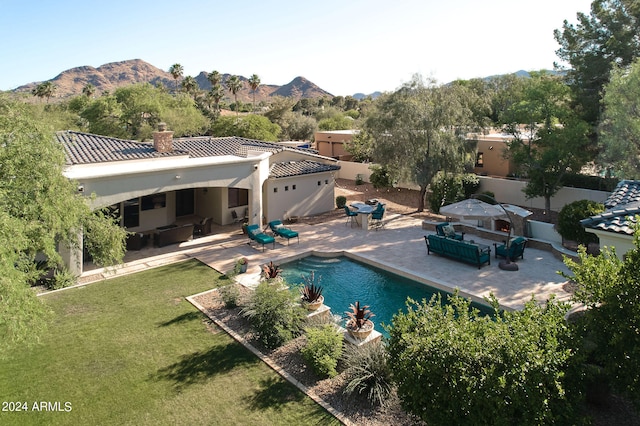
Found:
153,122 -> 174,153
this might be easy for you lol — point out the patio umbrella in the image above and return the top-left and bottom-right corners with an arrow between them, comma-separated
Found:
439,199 -> 508,221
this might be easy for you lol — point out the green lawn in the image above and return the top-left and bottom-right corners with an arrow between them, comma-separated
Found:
0,260 -> 339,425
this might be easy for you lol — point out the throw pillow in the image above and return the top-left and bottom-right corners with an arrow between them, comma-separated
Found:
442,224 -> 456,237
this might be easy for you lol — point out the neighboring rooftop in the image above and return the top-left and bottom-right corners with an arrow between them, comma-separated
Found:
581,180 -> 640,236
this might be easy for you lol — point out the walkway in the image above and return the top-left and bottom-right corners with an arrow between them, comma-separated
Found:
78,213 -> 574,310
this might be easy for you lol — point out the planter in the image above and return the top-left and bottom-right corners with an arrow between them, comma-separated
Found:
239,263 -> 247,273
302,295 -> 324,311
346,320 -> 374,340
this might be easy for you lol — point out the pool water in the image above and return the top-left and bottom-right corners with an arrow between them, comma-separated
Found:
280,255 -> 492,338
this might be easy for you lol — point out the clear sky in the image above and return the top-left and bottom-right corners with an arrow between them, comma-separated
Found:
1,0 -> 593,96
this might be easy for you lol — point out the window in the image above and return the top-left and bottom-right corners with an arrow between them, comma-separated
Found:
228,188 -> 249,208
292,185 -> 296,190
141,193 -> 166,210
318,181 -> 321,186
285,186 -> 289,191
476,152 -> 484,167
273,187 -> 278,193
325,179 -> 328,184
123,198 -> 139,228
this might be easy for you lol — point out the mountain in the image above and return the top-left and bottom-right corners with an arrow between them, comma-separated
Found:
12,59 -> 333,102
353,92 -> 382,100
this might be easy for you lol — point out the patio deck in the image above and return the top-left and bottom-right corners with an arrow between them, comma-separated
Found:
78,212 -> 574,310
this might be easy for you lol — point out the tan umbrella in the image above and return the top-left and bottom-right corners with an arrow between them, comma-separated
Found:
439,199 -> 508,221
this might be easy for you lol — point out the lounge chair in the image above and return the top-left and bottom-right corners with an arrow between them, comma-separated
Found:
268,220 -> 299,245
494,237 -> 527,261
435,222 -> 464,241
231,210 -> 243,224
246,224 -> 275,251
344,206 -> 358,227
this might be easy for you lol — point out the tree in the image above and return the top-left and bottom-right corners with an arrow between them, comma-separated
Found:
211,114 -> 281,141
364,75 -> 480,212
317,115 -> 353,131
207,84 -> 225,116
248,74 -> 261,111
31,81 -> 56,103
0,97 -> 126,357
500,72 -> 592,219
82,83 -> 96,98
554,0 -> 640,125
225,75 -> 243,116
278,111 -> 317,141
180,75 -> 199,100
206,70 -> 221,88
598,58 -> 640,178
345,130 -> 375,162
168,63 -> 184,93
562,225 -> 640,408
387,292 -> 580,425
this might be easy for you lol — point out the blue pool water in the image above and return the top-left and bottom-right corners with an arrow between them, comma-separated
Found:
280,255 -> 492,338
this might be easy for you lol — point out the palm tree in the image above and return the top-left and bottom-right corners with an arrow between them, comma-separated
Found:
226,75 -> 243,116
82,83 -> 96,98
207,70 -> 221,88
209,84 -> 224,113
181,75 -> 199,100
248,74 -> 261,112
168,63 -> 184,93
31,81 -> 56,103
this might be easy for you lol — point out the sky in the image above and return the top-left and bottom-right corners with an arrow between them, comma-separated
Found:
1,0 -> 594,96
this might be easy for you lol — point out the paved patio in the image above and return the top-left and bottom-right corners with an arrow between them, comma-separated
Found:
78,212 -> 575,311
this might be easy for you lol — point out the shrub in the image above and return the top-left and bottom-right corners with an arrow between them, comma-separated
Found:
387,292 -> 581,425
241,281 -> 306,349
461,173 -> 480,199
562,173 -> 618,192
342,342 -> 393,408
46,267 -> 77,290
335,195 -> 347,209
301,324 -> 342,378
428,172 -> 463,213
557,200 -> 605,246
369,165 -> 392,189
218,284 -> 241,308
355,174 -> 364,186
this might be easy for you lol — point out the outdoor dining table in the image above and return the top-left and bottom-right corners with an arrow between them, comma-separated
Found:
350,202 -> 374,230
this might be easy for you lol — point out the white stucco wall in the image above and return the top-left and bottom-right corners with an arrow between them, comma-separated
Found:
263,172 -> 337,223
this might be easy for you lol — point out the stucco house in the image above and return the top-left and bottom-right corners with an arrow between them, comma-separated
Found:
58,124 -> 340,274
314,130 -> 359,160
469,131 -> 517,177
581,180 -> 640,259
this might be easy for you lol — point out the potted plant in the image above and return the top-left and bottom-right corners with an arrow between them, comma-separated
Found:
299,271 -> 324,311
234,257 -> 248,274
345,301 -> 375,340
261,261 -> 282,281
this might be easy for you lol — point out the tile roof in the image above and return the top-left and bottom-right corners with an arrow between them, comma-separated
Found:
581,180 -> 640,236
270,160 -> 341,178
57,130 -> 338,178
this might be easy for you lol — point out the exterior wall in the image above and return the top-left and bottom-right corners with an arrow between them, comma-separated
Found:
473,139 -> 514,177
263,172 -> 336,223
314,130 -> 356,160
590,230 -> 635,260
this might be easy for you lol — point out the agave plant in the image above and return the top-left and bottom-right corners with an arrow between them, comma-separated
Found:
261,261 -> 281,280
299,271 -> 324,303
345,301 -> 375,330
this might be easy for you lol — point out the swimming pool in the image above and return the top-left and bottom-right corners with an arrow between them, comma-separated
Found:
280,254 -> 493,338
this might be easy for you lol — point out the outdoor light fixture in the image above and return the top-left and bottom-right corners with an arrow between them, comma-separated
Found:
175,175 -> 181,179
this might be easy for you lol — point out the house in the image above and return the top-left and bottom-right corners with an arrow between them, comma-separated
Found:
314,130 -> 359,160
58,124 -> 340,274
581,180 -> 640,259
469,131 -> 517,177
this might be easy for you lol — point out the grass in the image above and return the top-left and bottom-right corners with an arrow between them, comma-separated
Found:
0,260 -> 339,425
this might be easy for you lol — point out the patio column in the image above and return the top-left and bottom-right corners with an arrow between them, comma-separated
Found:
59,229 -> 83,276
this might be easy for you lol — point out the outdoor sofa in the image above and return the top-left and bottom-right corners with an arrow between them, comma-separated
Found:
154,223 -> 194,247
435,222 -> 465,241
425,234 -> 491,269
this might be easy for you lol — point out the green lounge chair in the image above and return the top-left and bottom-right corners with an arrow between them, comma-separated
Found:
269,220 -> 299,245
246,224 -> 275,251
494,237 -> 527,261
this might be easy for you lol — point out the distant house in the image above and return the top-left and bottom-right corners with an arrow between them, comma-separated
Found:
314,130 -> 359,160
469,131 -> 517,177
581,180 -> 640,259
58,125 -> 340,274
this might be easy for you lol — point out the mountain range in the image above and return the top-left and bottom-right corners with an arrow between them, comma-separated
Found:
12,59 -> 335,102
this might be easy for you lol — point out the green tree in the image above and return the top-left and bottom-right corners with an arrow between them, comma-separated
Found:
364,75 -> 479,212
248,74 -> 261,112
562,226 -> 640,407
225,75 -> 243,116
387,292 -> 580,425
180,75 -> 199,100
168,63 -> 184,93
206,70 -> 221,88
211,114 -> 281,141
554,0 -> 640,125
598,58 -> 640,178
82,83 -> 96,98
279,111 -> 317,141
345,129 -> 374,162
500,72 -> 592,219
31,81 -> 56,103
317,114 -> 353,131
0,97 -> 126,357
208,84 -> 224,115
